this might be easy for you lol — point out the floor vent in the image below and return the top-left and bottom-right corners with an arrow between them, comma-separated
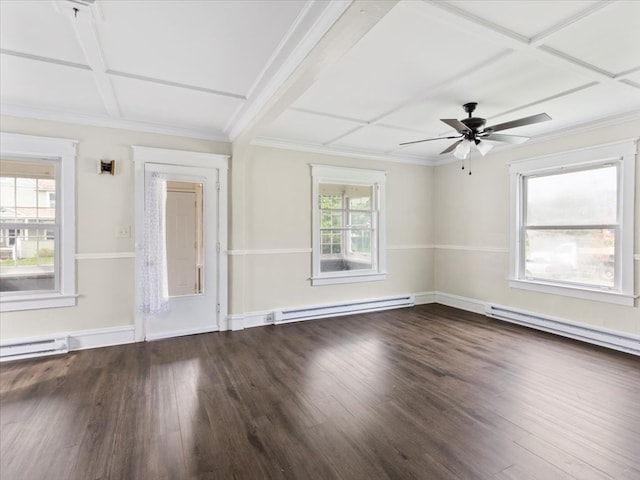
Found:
485,304 -> 640,356
274,295 -> 414,325
0,336 -> 69,362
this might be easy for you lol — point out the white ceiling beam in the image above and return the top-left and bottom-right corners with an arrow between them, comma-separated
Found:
233,0 -> 400,145
57,1 -> 121,117
226,0 -> 353,141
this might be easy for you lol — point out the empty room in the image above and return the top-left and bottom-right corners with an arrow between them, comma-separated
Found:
1,1 -> 639,479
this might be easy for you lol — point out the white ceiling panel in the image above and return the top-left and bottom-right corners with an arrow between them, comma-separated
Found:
0,54 -> 106,115
2,0 -> 639,159
445,0 -> 600,39
543,1 -> 640,75
377,97 -> 463,141
623,71 -> 640,88
487,83 -> 640,138
0,1 -> 87,65
330,125 -> 431,153
293,1 -> 508,121
97,0 -> 307,96
258,110 -> 362,145
111,76 -> 243,132
395,137 -> 458,159
382,52 -> 592,132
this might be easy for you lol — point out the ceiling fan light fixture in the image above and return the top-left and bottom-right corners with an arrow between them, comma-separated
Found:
476,140 -> 494,156
454,139 -> 471,159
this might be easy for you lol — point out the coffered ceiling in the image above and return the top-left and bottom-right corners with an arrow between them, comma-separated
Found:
1,0 -> 639,164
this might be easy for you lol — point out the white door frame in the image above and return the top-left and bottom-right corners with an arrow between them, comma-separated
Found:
132,146 -> 228,341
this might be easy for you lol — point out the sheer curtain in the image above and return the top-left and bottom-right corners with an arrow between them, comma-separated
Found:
137,171 -> 169,314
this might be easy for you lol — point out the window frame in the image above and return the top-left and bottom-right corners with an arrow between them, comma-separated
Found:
311,164 -> 387,286
0,132 -> 77,312
509,139 -> 636,306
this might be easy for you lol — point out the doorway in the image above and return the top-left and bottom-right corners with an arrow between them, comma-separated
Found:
133,147 -> 228,341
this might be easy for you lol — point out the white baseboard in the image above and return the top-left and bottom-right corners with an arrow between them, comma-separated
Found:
228,311 -> 272,331
427,291 -> 638,356
1,325 -> 135,361
67,325 -> 135,350
486,303 -> 640,356
414,291 -> 436,305
145,325 -> 219,341
434,291 -> 486,314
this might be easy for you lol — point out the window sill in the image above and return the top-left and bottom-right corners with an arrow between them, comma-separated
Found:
311,272 -> 386,286
509,279 -> 635,306
0,293 -> 77,312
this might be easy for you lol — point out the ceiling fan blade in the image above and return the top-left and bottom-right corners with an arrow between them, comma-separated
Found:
440,139 -> 463,154
399,135 -> 460,146
485,113 -> 551,132
441,118 -> 471,133
482,133 -> 530,144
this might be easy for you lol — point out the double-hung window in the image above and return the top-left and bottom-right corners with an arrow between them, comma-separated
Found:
0,133 -> 76,312
311,165 -> 386,285
510,139 -> 636,305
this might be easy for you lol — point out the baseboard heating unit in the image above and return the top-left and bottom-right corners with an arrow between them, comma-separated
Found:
0,336 -> 69,362
274,295 -> 415,325
485,304 -> 640,356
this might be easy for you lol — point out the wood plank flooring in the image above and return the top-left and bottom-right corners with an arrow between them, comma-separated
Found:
1,304 -> 639,479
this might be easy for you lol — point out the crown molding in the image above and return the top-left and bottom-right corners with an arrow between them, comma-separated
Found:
250,109 -> 640,168
1,103 -> 230,142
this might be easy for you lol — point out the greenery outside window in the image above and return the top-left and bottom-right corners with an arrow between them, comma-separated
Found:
311,165 -> 386,285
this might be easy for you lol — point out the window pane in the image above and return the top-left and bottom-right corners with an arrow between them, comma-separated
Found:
524,229 -> 615,287
0,177 -> 16,209
349,211 -> 371,227
331,212 -> 342,228
0,159 -> 58,294
526,166 -> 617,226
349,195 -> 371,211
319,193 -> 342,209
16,178 -> 38,212
350,230 -> 371,255
0,228 -> 55,292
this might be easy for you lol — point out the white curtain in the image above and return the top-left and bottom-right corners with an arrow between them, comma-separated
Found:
138,171 -> 169,314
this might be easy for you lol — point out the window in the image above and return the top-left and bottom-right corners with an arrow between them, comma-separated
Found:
0,133 -> 76,312
510,139 -> 636,306
311,165 -> 386,285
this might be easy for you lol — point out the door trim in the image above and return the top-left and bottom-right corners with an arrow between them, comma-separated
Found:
132,146 -> 229,341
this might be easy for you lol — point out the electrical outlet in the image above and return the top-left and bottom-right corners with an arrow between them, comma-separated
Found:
116,225 -> 130,238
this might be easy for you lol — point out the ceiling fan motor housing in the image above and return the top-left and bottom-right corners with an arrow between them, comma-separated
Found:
460,117 -> 486,131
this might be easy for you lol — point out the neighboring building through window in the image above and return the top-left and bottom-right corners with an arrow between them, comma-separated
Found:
311,165 -> 386,285
1,172 -> 57,292
0,133 -> 76,312
509,139 -> 636,306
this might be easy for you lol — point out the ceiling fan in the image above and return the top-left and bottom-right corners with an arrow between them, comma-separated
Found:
400,102 -> 551,160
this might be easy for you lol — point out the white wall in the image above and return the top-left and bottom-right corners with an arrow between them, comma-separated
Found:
229,144 -> 435,315
1,116 -> 433,340
2,113 -> 635,344
434,119 -> 640,336
0,115 -> 229,339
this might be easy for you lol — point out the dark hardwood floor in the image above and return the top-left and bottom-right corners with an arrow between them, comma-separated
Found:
1,304 -> 639,479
